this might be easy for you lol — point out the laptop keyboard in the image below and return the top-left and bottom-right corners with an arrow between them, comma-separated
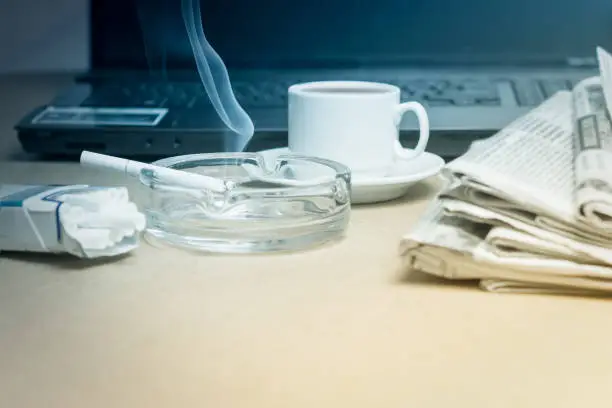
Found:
81,78 -> 576,109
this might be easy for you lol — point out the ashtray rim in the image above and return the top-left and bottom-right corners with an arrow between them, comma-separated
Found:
150,152 -> 351,180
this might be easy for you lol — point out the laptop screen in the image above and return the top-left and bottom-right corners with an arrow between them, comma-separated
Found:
91,0 -> 612,71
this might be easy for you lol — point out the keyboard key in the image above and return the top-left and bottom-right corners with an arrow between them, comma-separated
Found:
456,79 -> 495,93
538,79 -> 571,97
422,97 -> 455,106
474,97 -> 501,106
143,97 -> 165,107
405,80 -> 430,91
400,90 -> 412,100
511,80 -> 544,106
452,97 -> 479,106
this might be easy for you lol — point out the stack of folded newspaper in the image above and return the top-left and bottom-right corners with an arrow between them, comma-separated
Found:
400,46 -> 612,296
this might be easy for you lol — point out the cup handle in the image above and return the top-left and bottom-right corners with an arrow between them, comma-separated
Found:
393,101 -> 430,160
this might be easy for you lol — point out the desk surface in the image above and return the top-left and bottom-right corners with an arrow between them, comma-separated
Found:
1,74 -> 612,408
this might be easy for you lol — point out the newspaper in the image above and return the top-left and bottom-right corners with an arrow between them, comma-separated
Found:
573,47 -> 612,230
438,49 -> 612,241
440,198 -> 612,265
399,46 -> 612,295
439,91 -> 612,244
400,202 -> 612,296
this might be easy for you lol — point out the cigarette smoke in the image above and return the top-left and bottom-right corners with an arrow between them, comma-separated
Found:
181,0 -> 255,149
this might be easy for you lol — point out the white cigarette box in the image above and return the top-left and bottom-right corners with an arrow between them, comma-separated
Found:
0,184 -> 145,258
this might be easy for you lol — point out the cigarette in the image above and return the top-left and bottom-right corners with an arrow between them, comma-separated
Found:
80,151 -> 227,193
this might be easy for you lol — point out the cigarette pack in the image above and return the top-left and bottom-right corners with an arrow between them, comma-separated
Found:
0,184 -> 146,258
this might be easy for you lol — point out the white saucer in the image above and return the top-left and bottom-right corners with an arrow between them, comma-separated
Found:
256,147 -> 445,204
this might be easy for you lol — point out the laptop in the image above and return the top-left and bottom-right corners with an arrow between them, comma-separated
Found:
15,0 -> 612,159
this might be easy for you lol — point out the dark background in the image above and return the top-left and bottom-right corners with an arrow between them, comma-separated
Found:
94,0 -> 612,71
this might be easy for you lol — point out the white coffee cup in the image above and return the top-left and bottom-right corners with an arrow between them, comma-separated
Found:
288,81 -> 430,175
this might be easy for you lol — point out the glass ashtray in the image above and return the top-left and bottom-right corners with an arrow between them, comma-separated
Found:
139,152 -> 351,254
